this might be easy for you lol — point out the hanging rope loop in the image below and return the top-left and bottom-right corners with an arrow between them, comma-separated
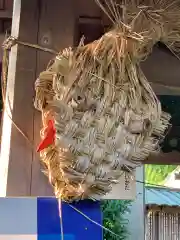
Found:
2,36 -> 17,50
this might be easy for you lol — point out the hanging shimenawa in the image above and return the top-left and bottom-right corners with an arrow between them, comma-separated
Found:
34,0 -> 180,201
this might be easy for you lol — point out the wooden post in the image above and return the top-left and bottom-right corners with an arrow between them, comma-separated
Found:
0,0 -> 39,196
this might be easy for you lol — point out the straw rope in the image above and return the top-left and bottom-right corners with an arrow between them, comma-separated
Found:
33,0 -> 178,201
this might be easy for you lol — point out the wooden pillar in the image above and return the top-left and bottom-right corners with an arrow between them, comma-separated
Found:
0,0 -> 39,196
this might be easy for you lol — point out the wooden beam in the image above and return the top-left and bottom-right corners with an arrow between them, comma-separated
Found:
143,126 -> 180,165
0,10 -> 12,19
0,0 -> 39,196
150,82 -> 180,96
79,16 -> 101,24
143,151 -> 180,165
141,47 -> 180,89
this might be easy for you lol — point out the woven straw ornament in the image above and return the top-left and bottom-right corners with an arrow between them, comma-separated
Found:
33,0 -> 180,201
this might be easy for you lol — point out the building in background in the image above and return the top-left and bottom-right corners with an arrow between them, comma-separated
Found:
164,166 -> 180,189
145,186 -> 180,240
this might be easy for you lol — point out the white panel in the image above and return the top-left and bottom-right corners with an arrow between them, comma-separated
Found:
0,198 -> 37,235
150,83 -> 180,96
0,235 -> 37,240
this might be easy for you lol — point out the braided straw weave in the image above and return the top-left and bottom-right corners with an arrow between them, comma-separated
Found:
33,0 -> 180,201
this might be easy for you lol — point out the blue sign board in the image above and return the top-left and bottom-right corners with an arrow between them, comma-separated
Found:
37,198 -> 103,240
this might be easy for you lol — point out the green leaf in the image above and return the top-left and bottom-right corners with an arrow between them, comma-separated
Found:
145,164 -> 177,185
101,200 -> 132,240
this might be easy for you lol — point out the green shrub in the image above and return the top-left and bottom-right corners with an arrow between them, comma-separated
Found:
101,200 -> 132,240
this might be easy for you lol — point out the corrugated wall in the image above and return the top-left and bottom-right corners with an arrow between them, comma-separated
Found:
146,208 -> 180,240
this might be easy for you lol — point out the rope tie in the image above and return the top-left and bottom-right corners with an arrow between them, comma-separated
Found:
1,35 -> 58,105
2,36 -> 17,50
2,35 -> 58,54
